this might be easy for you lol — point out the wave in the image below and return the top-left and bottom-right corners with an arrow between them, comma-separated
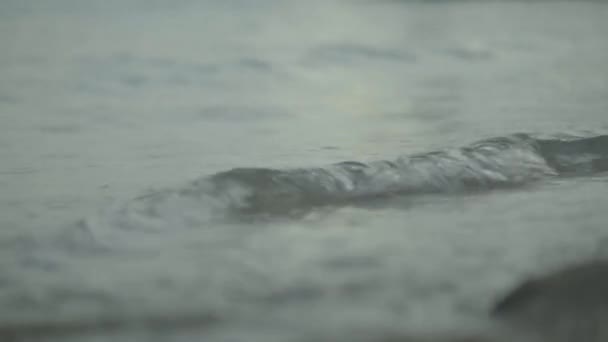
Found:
87,133 -> 608,231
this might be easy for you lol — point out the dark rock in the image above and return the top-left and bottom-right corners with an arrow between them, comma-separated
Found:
492,260 -> 608,342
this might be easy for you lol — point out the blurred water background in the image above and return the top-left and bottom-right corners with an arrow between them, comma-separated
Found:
1,0 -> 608,341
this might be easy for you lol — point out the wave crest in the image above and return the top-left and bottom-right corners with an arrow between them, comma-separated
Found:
86,133 -> 608,233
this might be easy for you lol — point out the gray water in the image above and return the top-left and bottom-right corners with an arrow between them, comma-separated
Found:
1,0 -> 608,341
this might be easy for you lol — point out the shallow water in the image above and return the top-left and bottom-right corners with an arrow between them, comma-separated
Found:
1,0 -> 608,341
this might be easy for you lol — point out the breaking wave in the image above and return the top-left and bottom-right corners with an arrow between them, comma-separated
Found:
86,133 -> 608,232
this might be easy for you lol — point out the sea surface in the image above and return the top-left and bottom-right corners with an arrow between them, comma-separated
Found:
1,0 -> 607,341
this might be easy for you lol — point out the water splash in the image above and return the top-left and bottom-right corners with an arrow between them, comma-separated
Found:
85,133 -> 608,235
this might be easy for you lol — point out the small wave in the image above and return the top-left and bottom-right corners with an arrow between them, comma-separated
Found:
88,133 -> 608,232
305,44 -> 416,66
536,135 -> 608,175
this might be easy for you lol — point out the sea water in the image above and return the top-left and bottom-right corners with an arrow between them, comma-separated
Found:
1,0 -> 607,341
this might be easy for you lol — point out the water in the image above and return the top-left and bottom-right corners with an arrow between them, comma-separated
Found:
1,0 -> 607,341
